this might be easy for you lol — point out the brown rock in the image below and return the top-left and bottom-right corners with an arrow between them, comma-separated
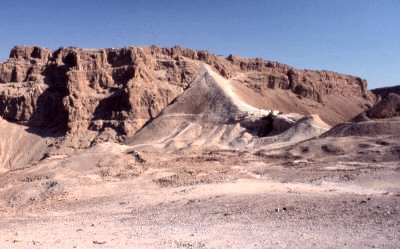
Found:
366,93 -> 400,119
0,45 -> 375,147
322,93 -> 400,137
371,85 -> 400,99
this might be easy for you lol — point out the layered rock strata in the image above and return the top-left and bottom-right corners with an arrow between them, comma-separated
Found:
0,45 -> 375,147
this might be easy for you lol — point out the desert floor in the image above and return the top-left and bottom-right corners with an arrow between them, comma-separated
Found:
1,146 -> 399,249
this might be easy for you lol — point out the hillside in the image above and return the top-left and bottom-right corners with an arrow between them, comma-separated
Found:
0,45 -> 374,149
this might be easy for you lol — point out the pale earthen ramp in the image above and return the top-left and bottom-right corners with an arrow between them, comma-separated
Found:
126,66 -> 330,151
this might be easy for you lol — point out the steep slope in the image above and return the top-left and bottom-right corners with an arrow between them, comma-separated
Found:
127,66 -> 330,151
0,118 -> 51,170
322,93 -> 400,137
0,45 -> 373,148
371,85 -> 400,98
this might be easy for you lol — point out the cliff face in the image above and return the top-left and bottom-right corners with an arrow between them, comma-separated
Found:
0,46 -> 204,143
0,45 -> 375,146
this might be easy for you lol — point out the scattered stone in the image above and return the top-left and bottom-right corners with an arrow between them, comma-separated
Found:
93,240 -> 106,245
300,146 -> 310,153
126,149 -> 146,163
321,144 -> 345,155
376,140 -> 390,146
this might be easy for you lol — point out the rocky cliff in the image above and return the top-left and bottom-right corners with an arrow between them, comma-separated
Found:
0,45 -> 375,147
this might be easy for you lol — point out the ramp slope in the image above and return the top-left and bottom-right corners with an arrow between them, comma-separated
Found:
127,66 -> 330,151
0,118 -> 51,170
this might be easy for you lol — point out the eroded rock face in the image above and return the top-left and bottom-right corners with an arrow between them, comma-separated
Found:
322,93 -> 400,137
226,54 -> 373,103
0,45 -> 375,147
371,85 -> 400,99
366,93 -> 400,119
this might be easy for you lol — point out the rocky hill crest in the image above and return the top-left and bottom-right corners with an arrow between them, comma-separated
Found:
0,45 -> 375,147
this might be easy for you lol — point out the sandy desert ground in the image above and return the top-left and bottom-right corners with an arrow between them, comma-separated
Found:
0,46 -> 399,248
1,134 -> 399,249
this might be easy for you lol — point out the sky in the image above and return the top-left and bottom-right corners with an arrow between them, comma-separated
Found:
0,0 -> 399,89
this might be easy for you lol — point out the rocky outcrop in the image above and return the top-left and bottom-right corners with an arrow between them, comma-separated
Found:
226,54 -> 373,104
322,93 -> 400,137
0,45 -> 375,147
371,85 -> 400,99
366,93 -> 400,119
